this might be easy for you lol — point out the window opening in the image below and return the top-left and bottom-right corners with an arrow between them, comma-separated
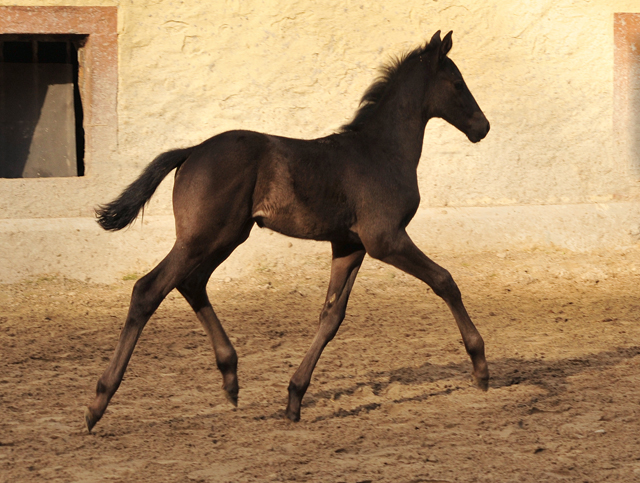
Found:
0,34 -> 86,178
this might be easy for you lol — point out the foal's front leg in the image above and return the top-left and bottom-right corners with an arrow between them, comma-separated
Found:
372,230 -> 489,389
285,242 -> 366,421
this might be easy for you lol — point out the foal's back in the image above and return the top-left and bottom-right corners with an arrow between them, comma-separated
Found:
174,129 -> 370,243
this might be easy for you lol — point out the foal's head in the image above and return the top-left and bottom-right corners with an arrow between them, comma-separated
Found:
423,31 -> 490,143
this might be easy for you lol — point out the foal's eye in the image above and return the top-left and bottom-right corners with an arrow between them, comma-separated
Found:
454,81 -> 464,91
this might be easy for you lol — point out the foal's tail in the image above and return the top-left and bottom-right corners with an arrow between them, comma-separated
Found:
96,147 -> 194,231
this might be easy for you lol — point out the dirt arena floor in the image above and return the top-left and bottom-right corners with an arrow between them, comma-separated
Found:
1,247 -> 640,482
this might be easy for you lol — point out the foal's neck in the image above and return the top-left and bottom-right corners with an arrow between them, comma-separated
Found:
360,62 -> 432,167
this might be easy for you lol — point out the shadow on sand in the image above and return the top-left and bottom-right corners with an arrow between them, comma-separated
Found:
257,346 -> 640,422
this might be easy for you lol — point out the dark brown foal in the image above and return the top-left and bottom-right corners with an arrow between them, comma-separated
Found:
86,30 -> 490,431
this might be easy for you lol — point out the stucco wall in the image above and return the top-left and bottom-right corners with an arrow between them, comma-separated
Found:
1,0 -> 640,283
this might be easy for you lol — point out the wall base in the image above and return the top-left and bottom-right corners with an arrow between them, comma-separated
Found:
1,202 -> 639,284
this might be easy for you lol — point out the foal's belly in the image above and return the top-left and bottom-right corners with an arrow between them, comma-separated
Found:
252,201 -> 356,242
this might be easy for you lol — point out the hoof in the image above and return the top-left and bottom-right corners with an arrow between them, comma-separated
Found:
473,375 -> 489,391
284,409 -> 300,423
84,407 -> 100,433
223,389 -> 238,407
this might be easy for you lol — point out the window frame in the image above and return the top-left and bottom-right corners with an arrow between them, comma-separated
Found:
614,12 -> 640,177
0,6 -> 117,179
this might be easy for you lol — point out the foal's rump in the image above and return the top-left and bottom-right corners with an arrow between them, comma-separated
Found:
95,130 -> 266,234
170,131 -> 269,240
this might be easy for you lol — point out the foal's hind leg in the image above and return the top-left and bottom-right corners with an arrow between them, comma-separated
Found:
368,230 -> 489,390
85,245 -> 204,432
177,261 -> 242,407
286,242 -> 366,421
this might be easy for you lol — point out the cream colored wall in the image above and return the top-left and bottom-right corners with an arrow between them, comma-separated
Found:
120,0 -> 640,210
2,0 -> 640,282
120,0 -> 640,211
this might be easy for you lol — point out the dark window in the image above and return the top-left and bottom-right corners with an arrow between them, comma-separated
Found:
0,35 -> 86,178
3,41 -> 32,63
37,41 -> 68,64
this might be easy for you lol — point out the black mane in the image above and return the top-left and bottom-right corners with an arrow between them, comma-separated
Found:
340,41 -> 433,133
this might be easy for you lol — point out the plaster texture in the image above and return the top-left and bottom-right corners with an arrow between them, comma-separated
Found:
1,0 -> 639,282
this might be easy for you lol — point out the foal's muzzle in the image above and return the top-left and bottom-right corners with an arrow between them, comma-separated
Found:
467,112 -> 490,143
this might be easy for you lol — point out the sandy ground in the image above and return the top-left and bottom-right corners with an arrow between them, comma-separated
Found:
1,247 -> 640,482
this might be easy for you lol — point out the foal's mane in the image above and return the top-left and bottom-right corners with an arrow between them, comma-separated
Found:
340,40 -> 434,133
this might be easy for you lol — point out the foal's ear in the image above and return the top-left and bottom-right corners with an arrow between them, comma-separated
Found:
429,30 -> 442,48
440,31 -> 453,59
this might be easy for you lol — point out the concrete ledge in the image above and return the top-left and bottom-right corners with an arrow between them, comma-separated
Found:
407,202 -> 640,252
1,202 -> 639,284
0,216 -> 329,284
